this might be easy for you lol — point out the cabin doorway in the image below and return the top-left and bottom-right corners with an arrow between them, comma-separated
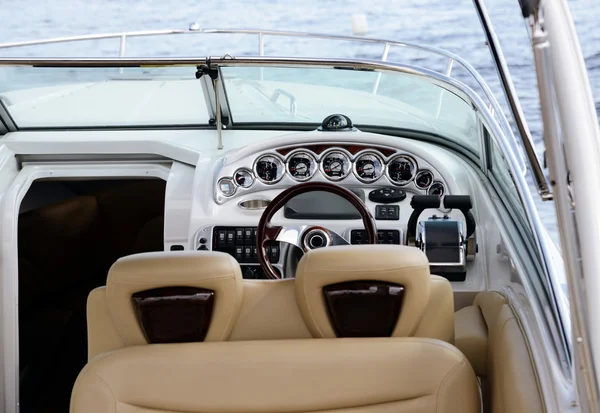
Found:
17,178 -> 166,413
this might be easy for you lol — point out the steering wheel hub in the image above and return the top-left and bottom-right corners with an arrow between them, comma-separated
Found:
302,227 -> 332,250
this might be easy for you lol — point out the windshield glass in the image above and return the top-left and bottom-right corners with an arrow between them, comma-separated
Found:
222,66 -> 479,154
0,64 -> 479,154
0,66 -> 208,127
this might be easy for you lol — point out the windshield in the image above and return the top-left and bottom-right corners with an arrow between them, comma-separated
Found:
0,66 -> 208,128
0,64 -> 479,154
222,66 -> 479,154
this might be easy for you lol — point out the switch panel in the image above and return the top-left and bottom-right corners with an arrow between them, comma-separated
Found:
350,229 -> 400,245
375,205 -> 400,220
208,226 -> 280,265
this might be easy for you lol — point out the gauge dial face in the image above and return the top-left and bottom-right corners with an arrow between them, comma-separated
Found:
234,169 -> 254,188
321,150 -> 351,180
428,181 -> 445,197
218,178 -> 236,197
254,155 -> 284,183
287,151 -> 316,181
354,153 -> 383,182
415,170 -> 434,189
387,155 -> 417,185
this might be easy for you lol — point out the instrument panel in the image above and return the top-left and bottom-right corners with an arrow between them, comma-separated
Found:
216,143 -> 447,201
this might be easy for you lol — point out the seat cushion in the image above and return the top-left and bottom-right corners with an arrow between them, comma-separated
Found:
71,338 -> 480,413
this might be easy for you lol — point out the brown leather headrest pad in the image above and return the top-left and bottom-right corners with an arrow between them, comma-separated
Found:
132,286 -> 214,343
323,281 -> 404,337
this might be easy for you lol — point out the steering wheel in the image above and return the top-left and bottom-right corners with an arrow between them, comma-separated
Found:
257,182 -> 378,279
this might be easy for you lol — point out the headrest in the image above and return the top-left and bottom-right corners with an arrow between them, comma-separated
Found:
106,251 -> 243,345
295,245 -> 431,338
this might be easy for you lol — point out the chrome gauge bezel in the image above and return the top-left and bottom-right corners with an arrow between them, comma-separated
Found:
217,177 -> 237,197
253,154 -> 285,184
353,151 -> 384,183
286,150 -> 318,182
386,154 -> 418,186
233,168 -> 255,188
414,169 -> 434,190
319,149 -> 352,181
427,181 -> 446,197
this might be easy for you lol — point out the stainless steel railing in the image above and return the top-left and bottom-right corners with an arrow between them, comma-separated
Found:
0,25 -> 481,93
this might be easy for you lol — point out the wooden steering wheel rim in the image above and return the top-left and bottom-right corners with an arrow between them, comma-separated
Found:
256,182 -> 378,279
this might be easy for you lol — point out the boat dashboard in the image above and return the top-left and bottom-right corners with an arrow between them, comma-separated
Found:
189,128 -> 479,284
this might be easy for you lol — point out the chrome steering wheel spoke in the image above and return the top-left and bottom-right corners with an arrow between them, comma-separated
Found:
275,225 -> 349,252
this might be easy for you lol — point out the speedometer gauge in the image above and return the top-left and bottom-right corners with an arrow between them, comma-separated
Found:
354,152 -> 383,182
321,150 -> 351,181
254,155 -> 284,184
287,151 -> 316,181
387,155 -> 417,185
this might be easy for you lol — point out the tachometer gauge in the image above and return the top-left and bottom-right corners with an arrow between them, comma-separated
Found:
234,169 -> 254,188
428,181 -> 445,197
321,150 -> 351,181
287,151 -> 316,181
415,170 -> 434,189
387,155 -> 417,185
254,155 -> 284,184
354,152 -> 383,182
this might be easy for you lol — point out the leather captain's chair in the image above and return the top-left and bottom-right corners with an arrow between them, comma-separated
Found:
86,251 -> 243,359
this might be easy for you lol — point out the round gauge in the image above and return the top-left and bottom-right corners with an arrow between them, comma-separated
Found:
234,169 -> 254,188
254,155 -> 284,183
387,155 -> 417,185
287,151 -> 316,181
217,178 -> 236,197
428,181 -> 445,197
321,150 -> 351,180
354,152 -> 383,182
415,170 -> 434,189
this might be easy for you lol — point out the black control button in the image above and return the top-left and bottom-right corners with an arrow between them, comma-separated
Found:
199,237 -> 207,244
243,246 -> 253,262
226,230 -> 235,247
235,246 -> 243,261
269,245 -> 280,262
198,245 -> 208,250
244,228 -> 253,244
376,204 -> 399,220
252,228 -> 258,244
217,230 -> 227,247
369,187 -> 407,203
252,246 -> 258,259
235,228 -> 244,243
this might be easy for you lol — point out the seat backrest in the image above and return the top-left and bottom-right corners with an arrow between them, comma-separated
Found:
294,244 -> 454,340
453,291 -> 544,413
88,247 -> 455,359
87,251 -> 243,358
71,337 -> 480,413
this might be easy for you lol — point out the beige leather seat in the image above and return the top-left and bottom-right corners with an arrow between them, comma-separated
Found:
294,244 -> 454,339
454,291 -> 544,412
86,251 -> 243,359
230,245 -> 454,342
71,337 -> 480,413
88,245 -> 455,359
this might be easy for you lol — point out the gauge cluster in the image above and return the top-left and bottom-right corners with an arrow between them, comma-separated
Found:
216,145 -> 447,200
